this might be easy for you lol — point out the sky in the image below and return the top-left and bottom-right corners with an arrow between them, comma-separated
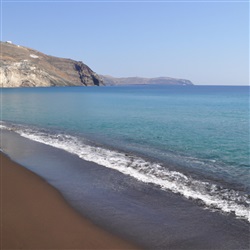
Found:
1,0 -> 249,85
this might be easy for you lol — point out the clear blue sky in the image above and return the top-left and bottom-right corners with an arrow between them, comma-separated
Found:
1,0 -> 249,85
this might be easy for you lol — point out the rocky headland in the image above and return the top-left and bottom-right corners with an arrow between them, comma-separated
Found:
0,42 -> 103,87
1,41 -> 193,87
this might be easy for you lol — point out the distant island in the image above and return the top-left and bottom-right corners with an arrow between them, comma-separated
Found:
1,41 -> 193,88
100,75 -> 193,86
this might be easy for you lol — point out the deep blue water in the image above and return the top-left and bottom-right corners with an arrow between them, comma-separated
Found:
1,85 -> 249,222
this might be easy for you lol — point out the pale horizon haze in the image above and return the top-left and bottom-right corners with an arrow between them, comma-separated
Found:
1,0 -> 249,86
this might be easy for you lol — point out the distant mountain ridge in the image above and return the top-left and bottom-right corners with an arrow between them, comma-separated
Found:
100,75 -> 193,86
1,42 -> 103,87
1,41 -> 193,87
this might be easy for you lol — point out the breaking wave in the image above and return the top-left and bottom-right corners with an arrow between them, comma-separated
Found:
1,122 -> 249,222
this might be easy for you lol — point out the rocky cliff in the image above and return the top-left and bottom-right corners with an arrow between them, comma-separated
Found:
0,42 -> 103,87
100,75 -> 193,86
1,42 -> 193,88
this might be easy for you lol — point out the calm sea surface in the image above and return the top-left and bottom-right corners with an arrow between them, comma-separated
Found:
1,85 -> 249,223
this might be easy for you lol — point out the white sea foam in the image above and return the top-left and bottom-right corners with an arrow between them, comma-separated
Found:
0,124 -> 7,129
1,123 -> 250,222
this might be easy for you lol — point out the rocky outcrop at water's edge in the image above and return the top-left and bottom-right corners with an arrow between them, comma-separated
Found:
1,41 -> 193,87
0,42 -> 103,87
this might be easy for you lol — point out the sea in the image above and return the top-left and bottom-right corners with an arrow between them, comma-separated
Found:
1,85 -> 249,249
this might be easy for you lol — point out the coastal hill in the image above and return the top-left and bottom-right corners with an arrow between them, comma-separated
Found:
1,41 -> 103,87
1,41 -> 193,87
100,75 -> 193,86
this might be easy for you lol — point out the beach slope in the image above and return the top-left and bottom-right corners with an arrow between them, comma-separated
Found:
0,152 -> 137,249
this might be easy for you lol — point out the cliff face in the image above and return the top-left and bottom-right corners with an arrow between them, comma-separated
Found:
0,42 -> 103,87
1,42 -> 193,88
100,75 -> 193,86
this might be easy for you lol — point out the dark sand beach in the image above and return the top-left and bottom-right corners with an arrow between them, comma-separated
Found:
0,152 -> 138,249
0,130 -> 249,250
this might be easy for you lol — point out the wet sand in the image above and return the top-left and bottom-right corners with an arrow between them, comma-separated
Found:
1,130 -> 249,250
0,152 -> 138,249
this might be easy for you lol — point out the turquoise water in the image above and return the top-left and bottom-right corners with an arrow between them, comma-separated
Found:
1,85 -> 249,221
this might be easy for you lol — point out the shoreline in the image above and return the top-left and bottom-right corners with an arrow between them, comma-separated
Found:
1,129 -> 249,250
0,152 -> 138,249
